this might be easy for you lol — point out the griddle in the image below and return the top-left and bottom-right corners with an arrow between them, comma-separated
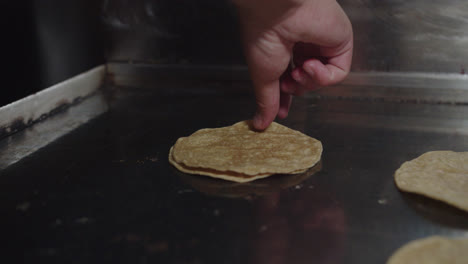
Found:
1,65 -> 467,264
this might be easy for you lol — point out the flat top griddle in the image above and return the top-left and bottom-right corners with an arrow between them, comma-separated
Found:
1,71 -> 468,264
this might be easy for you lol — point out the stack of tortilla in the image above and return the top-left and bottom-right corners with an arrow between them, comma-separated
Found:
169,121 -> 322,183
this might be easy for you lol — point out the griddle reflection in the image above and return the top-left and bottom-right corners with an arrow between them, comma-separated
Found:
176,161 -> 322,198
247,168 -> 346,264
401,192 -> 468,229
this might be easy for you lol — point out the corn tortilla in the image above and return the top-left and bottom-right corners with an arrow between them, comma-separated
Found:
395,151 -> 468,212
169,121 -> 322,182
169,147 -> 273,183
387,236 -> 468,264
172,121 -> 322,175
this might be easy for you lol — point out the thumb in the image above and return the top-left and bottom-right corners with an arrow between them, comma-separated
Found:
252,81 -> 280,131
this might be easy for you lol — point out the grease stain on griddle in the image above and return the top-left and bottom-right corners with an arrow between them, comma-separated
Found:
0,117 -> 27,139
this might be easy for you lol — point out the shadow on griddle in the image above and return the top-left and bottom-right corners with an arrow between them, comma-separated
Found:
401,192 -> 468,229
176,161 -> 322,199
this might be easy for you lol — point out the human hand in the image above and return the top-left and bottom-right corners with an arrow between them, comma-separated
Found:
234,0 -> 353,130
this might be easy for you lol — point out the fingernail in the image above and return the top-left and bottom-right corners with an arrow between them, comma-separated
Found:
253,114 -> 264,130
292,70 -> 302,82
304,62 -> 315,76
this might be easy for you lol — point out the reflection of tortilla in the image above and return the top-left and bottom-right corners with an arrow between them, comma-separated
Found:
169,120 -> 322,183
395,151 -> 468,212
387,236 -> 468,264
176,161 -> 322,198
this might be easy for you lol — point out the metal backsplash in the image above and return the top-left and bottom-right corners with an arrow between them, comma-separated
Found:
102,0 -> 243,65
103,0 -> 468,74
343,0 -> 468,73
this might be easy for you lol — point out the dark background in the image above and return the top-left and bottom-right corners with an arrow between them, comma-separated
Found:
2,0 -> 242,107
2,0 -> 104,107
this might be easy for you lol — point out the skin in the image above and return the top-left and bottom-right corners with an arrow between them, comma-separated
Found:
234,0 -> 353,130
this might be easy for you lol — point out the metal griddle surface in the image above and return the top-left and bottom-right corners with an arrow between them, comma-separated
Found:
1,79 -> 468,264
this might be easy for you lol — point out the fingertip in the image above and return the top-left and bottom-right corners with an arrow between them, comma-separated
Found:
252,114 -> 264,130
291,68 -> 305,83
277,107 -> 288,119
253,113 -> 274,131
277,110 -> 288,119
251,80 -> 282,130
303,60 -> 317,79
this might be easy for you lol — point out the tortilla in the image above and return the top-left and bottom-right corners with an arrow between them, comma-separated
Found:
169,121 -> 322,182
394,151 -> 468,212
172,121 -> 322,175
169,147 -> 273,183
387,236 -> 468,264
176,161 -> 322,198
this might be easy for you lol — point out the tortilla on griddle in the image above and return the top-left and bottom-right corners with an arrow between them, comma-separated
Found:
169,147 -> 274,182
387,236 -> 468,264
394,151 -> 468,212
169,120 -> 322,182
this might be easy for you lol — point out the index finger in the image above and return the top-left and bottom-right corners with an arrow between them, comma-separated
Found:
252,80 -> 280,131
